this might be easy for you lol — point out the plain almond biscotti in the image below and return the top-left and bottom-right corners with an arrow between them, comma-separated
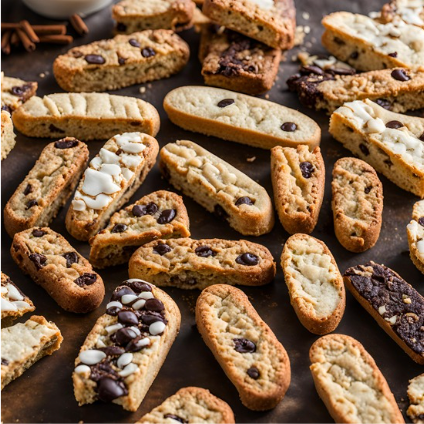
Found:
163,86 -> 321,150
53,30 -> 190,92
72,279 -> 181,411
309,334 -> 405,424
66,132 -> 159,241
12,93 -> 160,140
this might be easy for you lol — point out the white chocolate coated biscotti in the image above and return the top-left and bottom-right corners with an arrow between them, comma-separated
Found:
163,86 -> 321,150
160,140 -> 274,236
380,0 -> 424,29
309,334 -> 405,424
407,200 -> 424,274
196,284 -> 290,411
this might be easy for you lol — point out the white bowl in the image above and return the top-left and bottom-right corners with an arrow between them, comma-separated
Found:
22,0 -> 112,19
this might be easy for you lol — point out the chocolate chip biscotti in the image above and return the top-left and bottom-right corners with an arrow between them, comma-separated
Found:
160,140 -> 274,236
329,99 -> 424,197
380,0 -> 424,29
89,190 -> 190,268
4,138 -> 89,238
202,0 -> 296,49
281,234 -> 345,335
12,93 -> 160,140
66,132 -> 159,241
407,373 -> 424,424
199,24 -> 281,95
1,72 -> 37,113
1,272 -> 35,327
163,86 -> 321,150
287,66 -> 424,114
1,315 -> 62,390
136,387 -> 235,423
1,110 -> 16,160
196,284 -> 290,411
407,200 -> 424,274
53,30 -> 190,92
322,12 -> 424,71
309,334 -> 405,424
73,279 -> 180,411
11,228 -> 105,313
113,0 -> 195,33
129,238 -> 276,289
271,145 -> 325,234
344,261 -> 424,365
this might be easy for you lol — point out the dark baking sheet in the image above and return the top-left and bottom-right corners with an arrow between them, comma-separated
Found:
1,0 -> 423,422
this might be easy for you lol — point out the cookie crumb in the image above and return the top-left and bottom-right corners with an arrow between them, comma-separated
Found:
302,12 -> 310,20
265,94 -> 269,99
294,26 -> 306,46
246,156 -> 256,162
304,26 -> 311,34
39,73 -> 46,78
139,86 -> 146,94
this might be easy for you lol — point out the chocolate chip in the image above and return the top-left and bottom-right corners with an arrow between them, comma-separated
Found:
32,228 -> 46,237
386,120 -> 403,129
124,280 -> 152,293
247,366 -> 260,379
23,184 -> 32,195
85,54 -> 105,64
195,245 -> 215,258
418,217 -> 424,227
299,65 -> 324,76
118,311 -> 139,326
300,161 -> 314,178
101,346 -> 125,356
350,51 -> 358,59
376,98 -> 392,110
140,311 -> 166,325
74,273 -> 97,287
141,47 -> 155,58
217,98 -> 235,108
54,138 -> 79,149
236,253 -> 259,266
1,358 -> 9,365
145,298 -> 164,312
49,124 -> 64,133
128,38 -> 140,47
1,105 -> 11,113
327,67 -> 355,76
388,52 -> 398,58
125,336 -> 148,353
29,253 -> 47,270
26,200 -> 38,210
153,243 -> 171,255
63,252 -> 78,268
334,37 -> 345,45
214,204 -> 228,221
157,209 -> 176,224
281,122 -> 297,132
116,23 -> 127,32
115,327 -> 137,346
111,224 -> 128,233
132,202 -> 158,217
359,143 -> 370,156
106,306 -> 121,316
97,377 -> 127,402
164,414 -> 187,424
118,56 -> 126,65
235,196 -> 254,206
391,69 -> 410,81
233,338 -> 256,353
364,186 -> 372,194
111,286 -> 135,301
71,50 -> 83,58
11,84 -> 32,97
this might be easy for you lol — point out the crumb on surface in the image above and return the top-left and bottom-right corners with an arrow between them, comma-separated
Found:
246,156 -> 256,163
139,86 -> 146,94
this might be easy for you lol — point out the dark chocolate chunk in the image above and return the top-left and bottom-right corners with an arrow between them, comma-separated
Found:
26,200 -> 38,210
139,311 -> 167,325
32,228 -> 46,237
118,310 -> 139,326
49,124 -> 65,133
74,273 -> 97,287
128,38 -> 140,47
116,23 -> 127,32
157,209 -> 176,224
300,161 -> 314,178
418,217 -> 424,227
111,286 -> 136,301
195,245 -> 216,258
63,251 -> 79,268
1,358 -> 9,365
145,298 -> 164,312
23,184 -> 32,195
247,366 -> 260,379
235,196 -> 254,206
388,52 -> 398,58
359,143 -> 370,156
364,186 -> 372,194
327,66 -> 355,76
132,202 -> 158,217
141,47 -> 155,58
153,242 -> 171,256
124,280 -> 152,293
376,98 -> 392,110
334,36 -> 345,45
233,338 -> 256,353
111,223 -> 128,233
385,120 -> 403,129
217,99 -> 235,108
419,133 -> 424,142
214,204 -> 228,221
101,346 -> 125,356
118,56 -> 126,65
164,414 -> 188,424
29,253 -> 47,270
281,122 -> 297,132
299,65 -> 324,76
85,54 -> 105,64
106,306 -> 121,316
54,138 -> 79,149
391,69 -> 410,81
11,84 -> 32,97
1,105 -> 11,113
125,336 -> 149,352
350,51 -> 358,59
115,327 -> 138,346
97,377 -> 127,402
236,253 -> 259,266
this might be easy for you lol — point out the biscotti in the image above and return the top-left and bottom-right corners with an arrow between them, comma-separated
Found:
380,0 -> 424,29
407,200 -> 424,274
322,12 -> 424,70
199,24 -> 281,95
136,387 -> 235,423
332,157 -> 383,252
202,0 -> 296,49
344,261 -> 424,364
281,234 -> 345,335
407,374 -> 424,424
159,140 -> 274,235
129,238 -> 276,289
1,110 -> 16,160
1,72 -> 37,113
329,99 -> 424,197
66,132 -> 159,241
163,86 -> 321,150
4,138 -> 89,238
1,272 -> 35,327
53,30 -> 190,92
11,228 -> 105,313
12,93 -> 160,140
287,66 -> 424,114
271,145 -> 325,234
1,315 -> 62,390
89,190 -> 190,268
73,279 -> 180,411
113,0 -> 195,33
309,334 -> 405,424
196,285 -> 290,410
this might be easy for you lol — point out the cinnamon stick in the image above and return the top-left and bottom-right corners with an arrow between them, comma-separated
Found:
38,34 -> 73,44
16,27 -> 35,51
70,14 -> 88,35
20,20 -> 40,43
10,31 -> 20,46
1,30 -> 11,54
2,23 -> 67,35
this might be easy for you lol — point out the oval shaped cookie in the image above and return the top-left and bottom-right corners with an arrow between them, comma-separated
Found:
310,334 -> 405,424
332,157 -> 383,252
281,234 -> 345,335
196,284 -> 291,411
